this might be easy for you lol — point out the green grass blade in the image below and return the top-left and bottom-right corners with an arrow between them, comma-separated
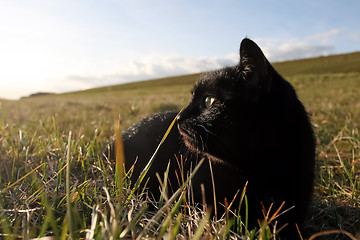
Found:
157,191 -> 184,240
65,131 -> 73,238
158,161 -> 171,208
126,109 -> 183,202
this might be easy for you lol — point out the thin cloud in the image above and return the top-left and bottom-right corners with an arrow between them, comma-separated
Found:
60,30 -> 343,92
256,29 -> 340,61
307,29 -> 341,44
63,30 -> 342,91
63,53 -> 239,89
348,32 -> 360,41
20,29 -> 348,96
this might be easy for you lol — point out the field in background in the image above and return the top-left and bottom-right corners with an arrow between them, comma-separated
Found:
0,52 -> 359,238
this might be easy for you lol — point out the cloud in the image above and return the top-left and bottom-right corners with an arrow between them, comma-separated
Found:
265,42 -> 334,62
63,53 -> 239,90
53,29 -> 344,94
256,29 -> 340,62
307,29 -> 341,44
348,32 -> 360,41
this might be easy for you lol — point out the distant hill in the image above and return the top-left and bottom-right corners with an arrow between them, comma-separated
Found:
64,51 -> 360,96
21,92 -> 54,99
273,52 -> 360,77
77,73 -> 201,95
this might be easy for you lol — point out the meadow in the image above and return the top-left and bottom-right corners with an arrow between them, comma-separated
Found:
0,52 -> 360,239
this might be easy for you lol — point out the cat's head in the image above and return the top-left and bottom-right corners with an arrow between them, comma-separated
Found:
177,38 -> 274,164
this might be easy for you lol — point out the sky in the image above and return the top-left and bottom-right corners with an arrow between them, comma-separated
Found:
0,0 -> 359,100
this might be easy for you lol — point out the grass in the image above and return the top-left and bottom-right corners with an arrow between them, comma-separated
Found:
0,52 -> 360,239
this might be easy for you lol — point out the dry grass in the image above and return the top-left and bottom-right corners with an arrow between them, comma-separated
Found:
0,70 -> 359,239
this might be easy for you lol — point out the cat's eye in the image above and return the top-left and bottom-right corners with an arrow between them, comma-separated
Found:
204,96 -> 215,108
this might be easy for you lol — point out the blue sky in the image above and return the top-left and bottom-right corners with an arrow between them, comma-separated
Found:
0,0 -> 359,99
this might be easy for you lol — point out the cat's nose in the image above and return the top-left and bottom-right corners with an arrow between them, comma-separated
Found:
177,107 -> 190,122
176,114 -> 182,121
177,106 -> 190,122
177,109 -> 184,122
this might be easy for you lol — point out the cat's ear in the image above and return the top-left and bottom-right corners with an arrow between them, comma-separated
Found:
239,38 -> 272,94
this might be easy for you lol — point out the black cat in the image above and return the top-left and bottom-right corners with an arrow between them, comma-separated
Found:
113,38 -> 315,239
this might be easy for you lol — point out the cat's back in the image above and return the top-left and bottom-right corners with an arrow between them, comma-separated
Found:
121,111 -> 184,194
122,111 -> 178,143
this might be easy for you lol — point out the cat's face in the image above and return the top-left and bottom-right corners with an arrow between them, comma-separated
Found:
177,38 -> 272,164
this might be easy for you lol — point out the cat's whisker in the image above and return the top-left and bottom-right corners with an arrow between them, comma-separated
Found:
197,124 -> 221,139
199,134 -> 206,153
193,132 -> 200,154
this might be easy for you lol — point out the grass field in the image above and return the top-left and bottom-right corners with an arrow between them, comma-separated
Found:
0,52 -> 360,239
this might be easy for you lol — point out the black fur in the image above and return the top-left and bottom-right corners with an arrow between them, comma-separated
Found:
111,38 -> 315,239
